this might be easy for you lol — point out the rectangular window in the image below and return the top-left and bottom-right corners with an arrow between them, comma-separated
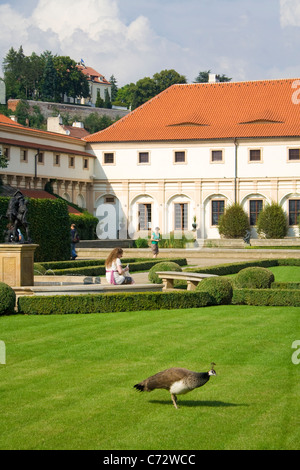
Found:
174,151 -> 186,164
211,150 -> 223,162
288,149 -> 300,161
83,157 -> 89,169
249,149 -> 261,162
211,200 -> 225,225
289,199 -> 300,225
69,156 -> 75,168
3,146 -> 10,160
249,200 -> 263,225
138,204 -> 152,230
54,154 -> 60,166
20,149 -> 28,162
138,152 -> 149,164
174,203 -> 188,230
37,152 -> 44,164
103,152 -> 115,164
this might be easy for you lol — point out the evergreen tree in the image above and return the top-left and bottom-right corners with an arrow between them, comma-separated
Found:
109,75 -> 118,102
95,90 -> 104,108
104,88 -> 112,108
41,51 -> 57,101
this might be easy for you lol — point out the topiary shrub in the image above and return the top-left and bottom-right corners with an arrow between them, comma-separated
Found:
0,282 -> 16,315
148,261 -> 182,284
218,203 -> 250,238
195,277 -> 233,305
256,202 -> 288,239
234,267 -> 275,289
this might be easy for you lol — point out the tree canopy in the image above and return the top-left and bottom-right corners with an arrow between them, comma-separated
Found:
2,46 -> 90,103
115,69 -> 187,110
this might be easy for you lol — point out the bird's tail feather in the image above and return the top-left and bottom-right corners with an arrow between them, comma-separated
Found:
134,383 -> 145,392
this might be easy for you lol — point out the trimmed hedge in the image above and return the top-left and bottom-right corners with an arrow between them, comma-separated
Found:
234,267 -> 275,289
232,288 -> 300,306
185,258 -> 300,276
36,258 -> 187,277
271,282 -> 300,289
148,261 -> 182,284
17,290 -> 212,315
0,282 -> 16,315
195,277 -> 233,305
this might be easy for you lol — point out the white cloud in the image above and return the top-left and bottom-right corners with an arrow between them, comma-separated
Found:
0,0 -> 187,85
280,0 -> 300,27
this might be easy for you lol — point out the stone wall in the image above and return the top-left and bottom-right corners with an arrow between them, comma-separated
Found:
7,99 -> 129,121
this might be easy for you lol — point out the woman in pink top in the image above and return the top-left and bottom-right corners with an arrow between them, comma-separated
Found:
105,247 -> 134,285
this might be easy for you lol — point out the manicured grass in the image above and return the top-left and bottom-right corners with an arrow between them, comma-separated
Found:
269,266 -> 300,282
0,305 -> 299,450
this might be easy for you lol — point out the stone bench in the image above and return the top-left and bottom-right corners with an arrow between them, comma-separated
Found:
156,271 -> 218,291
14,283 -> 163,297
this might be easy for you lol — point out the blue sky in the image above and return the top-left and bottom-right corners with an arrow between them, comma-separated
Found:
1,0 -> 300,86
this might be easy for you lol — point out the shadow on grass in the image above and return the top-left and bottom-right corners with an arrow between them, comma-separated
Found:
149,399 -> 249,408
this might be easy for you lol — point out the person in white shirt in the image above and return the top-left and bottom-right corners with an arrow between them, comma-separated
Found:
105,247 -> 134,285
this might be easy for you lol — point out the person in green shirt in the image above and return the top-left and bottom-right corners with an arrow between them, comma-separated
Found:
151,227 -> 161,258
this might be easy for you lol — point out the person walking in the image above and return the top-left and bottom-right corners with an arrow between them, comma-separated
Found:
70,223 -> 79,260
151,227 -> 161,258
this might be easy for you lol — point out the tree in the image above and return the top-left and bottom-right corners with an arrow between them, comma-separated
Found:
95,90 -> 104,108
116,69 -> 187,110
52,56 -> 89,103
3,46 -> 26,98
256,202 -> 288,239
194,70 -> 232,83
104,88 -> 112,109
153,69 -> 187,94
41,51 -> 57,101
218,203 -> 250,238
109,75 -> 118,102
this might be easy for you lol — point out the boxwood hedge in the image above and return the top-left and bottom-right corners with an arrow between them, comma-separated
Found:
17,290 -> 212,315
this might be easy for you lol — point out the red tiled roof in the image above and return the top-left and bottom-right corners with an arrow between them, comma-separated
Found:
0,113 -> 23,127
84,78 -> 300,143
77,65 -> 111,85
63,125 -> 90,139
21,189 -> 82,214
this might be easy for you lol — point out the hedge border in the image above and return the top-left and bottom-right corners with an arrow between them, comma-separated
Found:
35,258 -> 187,276
232,288 -> 300,306
17,290 -> 211,315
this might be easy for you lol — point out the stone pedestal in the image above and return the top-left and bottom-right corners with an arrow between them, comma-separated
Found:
0,244 -> 38,287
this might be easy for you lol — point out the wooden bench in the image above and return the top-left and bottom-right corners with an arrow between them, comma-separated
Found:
156,271 -> 218,291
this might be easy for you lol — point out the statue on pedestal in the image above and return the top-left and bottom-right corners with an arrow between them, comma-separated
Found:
1,190 -> 32,243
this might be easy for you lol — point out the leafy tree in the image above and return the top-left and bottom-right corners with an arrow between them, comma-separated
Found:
218,203 -> 250,238
115,83 -> 136,109
53,55 -> 89,103
116,69 -> 187,110
153,69 -> 187,94
83,113 -> 118,134
194,70 -> 232,83
131,76 -> 157,109
256,202 -> 288,239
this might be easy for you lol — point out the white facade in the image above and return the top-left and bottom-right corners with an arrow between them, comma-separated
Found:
88,137 -> 300,240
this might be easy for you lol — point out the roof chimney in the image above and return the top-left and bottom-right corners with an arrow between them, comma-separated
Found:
208,73 -> 218,83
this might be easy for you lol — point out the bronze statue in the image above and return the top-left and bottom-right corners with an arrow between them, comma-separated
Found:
2,190 -> 31,243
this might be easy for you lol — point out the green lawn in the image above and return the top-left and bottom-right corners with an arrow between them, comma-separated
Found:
0,305 -> 299,450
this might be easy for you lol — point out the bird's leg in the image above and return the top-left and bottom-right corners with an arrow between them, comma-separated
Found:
171,394 -> 178,409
